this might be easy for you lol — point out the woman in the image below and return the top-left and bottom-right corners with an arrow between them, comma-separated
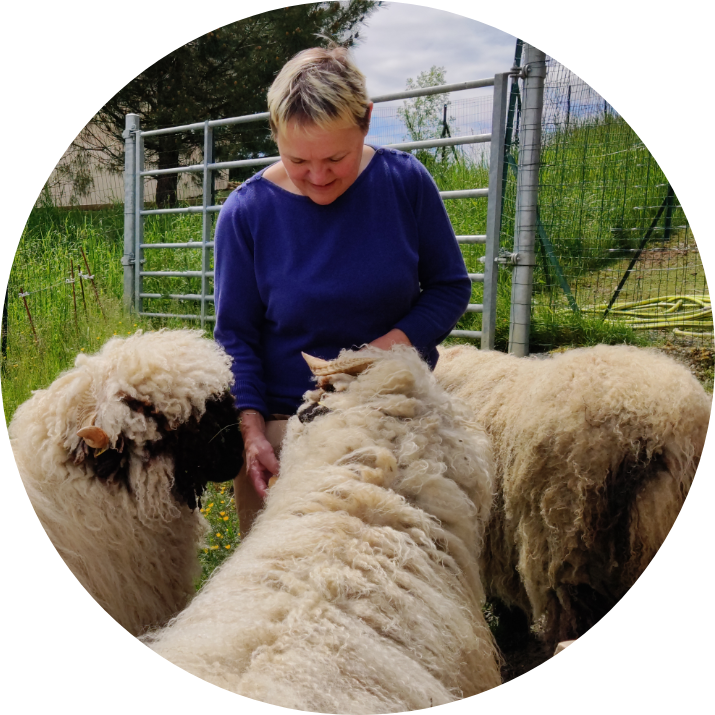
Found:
214,46 -> 471,532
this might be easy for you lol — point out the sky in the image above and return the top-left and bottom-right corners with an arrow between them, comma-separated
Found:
351,2 -> 517,100
350,2 -> 518,150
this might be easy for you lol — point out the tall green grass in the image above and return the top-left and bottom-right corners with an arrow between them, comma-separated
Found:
1,204 -> 214,423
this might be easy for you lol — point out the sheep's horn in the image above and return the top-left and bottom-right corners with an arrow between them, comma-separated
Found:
301,352 -> 375,377
77,425 -> 109,450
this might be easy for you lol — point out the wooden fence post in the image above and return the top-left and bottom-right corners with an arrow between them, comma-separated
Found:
80,246 -> 105,317
20,288 -> 39,345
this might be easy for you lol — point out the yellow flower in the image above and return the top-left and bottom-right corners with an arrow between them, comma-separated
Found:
200,508 -> 205,513
211,545 -> 219,550
127,332 -> 131,335
208,503 -> 214,508
80,348 -> 85,352
216,533 -> 223,538
223,516 -> 229,521
203,548 -> 208,553
219,511 -> 226,516
113,333 -> 117,336
221,500 -> 226,504
134,324 -> 137,327
225,544 -> 231,550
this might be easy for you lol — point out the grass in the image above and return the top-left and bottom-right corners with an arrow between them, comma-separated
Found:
197,482 -> 241,589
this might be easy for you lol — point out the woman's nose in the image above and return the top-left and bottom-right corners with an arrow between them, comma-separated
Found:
308,164 -> 330,184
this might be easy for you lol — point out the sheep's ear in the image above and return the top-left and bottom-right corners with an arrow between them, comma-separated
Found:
301,352 -> 375,377
77,425 -> 110,450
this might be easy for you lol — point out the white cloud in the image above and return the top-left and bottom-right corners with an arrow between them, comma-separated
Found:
352,2 -> 517,100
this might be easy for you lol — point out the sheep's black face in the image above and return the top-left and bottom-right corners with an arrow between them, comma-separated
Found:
157,392 -> 244,510
165,393 -> 243,509
79,392 -> 244,511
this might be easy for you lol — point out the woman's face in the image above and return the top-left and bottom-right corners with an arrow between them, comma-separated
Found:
275,115 -> 371,205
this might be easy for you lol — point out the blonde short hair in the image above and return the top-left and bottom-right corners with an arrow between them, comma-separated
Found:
267,46 -> 371,136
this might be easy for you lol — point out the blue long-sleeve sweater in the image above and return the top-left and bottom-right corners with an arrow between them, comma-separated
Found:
213,147 -> 471,417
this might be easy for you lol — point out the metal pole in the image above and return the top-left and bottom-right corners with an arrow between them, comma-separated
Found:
482,72 -> 510,350
134,130 -> 145,316
508,45 -> 546,357
201,121 -> 213,330
501,39 -> 523,214
123,114 -> 140,312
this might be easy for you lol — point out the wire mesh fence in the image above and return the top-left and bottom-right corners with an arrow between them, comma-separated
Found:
518,56 -> 709,348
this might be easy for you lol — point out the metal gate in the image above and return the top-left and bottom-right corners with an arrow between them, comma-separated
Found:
122,71 -> 511,348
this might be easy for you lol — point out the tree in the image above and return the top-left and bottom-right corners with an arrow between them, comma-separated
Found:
89,2 -> 381,207
396,66 -> 456,165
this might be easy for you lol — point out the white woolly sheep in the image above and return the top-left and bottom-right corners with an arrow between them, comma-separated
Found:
10,329 -> 243,636
144,347 -> 502,713
435,343 -> 712,646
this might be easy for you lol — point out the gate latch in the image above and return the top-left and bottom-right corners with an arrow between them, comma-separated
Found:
479,249 -> 519,266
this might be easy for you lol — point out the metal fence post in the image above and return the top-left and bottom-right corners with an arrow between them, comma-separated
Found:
508,45 -> 546,356
123,114 -> 140,312
201,120 -> 213,330
481,72 -> 510,350
134,128 -> 145,316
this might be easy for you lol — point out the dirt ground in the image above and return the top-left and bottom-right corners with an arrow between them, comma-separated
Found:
657,342 -> 714,392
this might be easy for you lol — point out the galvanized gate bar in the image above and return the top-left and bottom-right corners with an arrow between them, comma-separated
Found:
141,206 -> 222,216
141,271 -> 214,278
122,114 -> 140,311
137,311 -> 217,322
140,293 -> 215,301
481,72 -> 510,350
371,77 -> 495,103
451,330 -> 482,339
134,130 -> 145,316
457,235 -> 486,243
200,121 -> 213,328
141,242 -> 215,249
140,135 -> 494,179
440,189 -> 489,200
379,134 -> 491,152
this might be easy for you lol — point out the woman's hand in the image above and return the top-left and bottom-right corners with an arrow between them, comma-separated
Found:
240,410 -> 280,500
368,328 -> 412,351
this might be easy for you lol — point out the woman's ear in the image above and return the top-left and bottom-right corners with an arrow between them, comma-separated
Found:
364,102 -> 374,134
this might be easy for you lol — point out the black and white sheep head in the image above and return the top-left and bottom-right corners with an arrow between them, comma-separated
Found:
297,351 -> 376,424
64,329 -> 244,510
296,347 -> 429,427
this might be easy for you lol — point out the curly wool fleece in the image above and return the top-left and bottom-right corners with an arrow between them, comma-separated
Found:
145,346 -> 502,713
435,343 -> 712,645
11,329 -> 242,636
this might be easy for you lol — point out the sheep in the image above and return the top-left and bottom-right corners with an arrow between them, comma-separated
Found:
435,343 -> 712,647
10,329 -> 244,636
144,346 -> 502,713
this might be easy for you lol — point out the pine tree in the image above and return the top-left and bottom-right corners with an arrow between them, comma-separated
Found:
92,2 -> 381,206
